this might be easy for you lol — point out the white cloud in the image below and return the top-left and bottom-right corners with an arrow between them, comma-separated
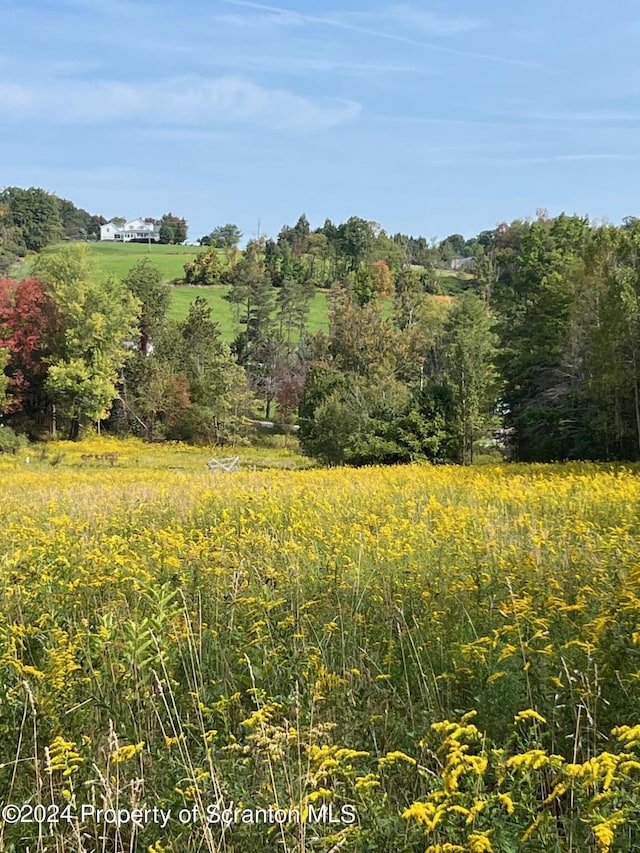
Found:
0,76 -> 361,132
527,153 -> 640,162
523,110 -> 640,124
215,10 -> 306,29
0,83 -> 40,111
381,5 -> 483,36
205,54 -> 435,77
444,153 -> 640,166
61,0 -> 157,18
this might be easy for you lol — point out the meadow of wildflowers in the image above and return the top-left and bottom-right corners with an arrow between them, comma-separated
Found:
1,441 -> 640,851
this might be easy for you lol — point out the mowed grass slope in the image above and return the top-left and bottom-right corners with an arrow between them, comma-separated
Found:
12,242 -> 470,343
14,242 -> 331,340
169,286 -> 329,340
14,241 -> 209,282
86,241 -> 209,280
90,243 -> 331,338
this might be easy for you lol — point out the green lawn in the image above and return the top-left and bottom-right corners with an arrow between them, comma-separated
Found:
85,241 -> 209,281
169,286 -> 236,337
169,285 -> 329,342
433,267 -> 475,293
305,289 -> 329,335
12,241 -> 210,283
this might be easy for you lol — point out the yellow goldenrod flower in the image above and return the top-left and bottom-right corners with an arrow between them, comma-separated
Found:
514,709 -> 547,725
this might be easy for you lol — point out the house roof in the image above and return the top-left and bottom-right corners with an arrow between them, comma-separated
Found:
102,218 -> 160,232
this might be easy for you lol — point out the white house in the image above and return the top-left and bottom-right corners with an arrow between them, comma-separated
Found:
450,257 -> 477,272
100,218 -> 161,242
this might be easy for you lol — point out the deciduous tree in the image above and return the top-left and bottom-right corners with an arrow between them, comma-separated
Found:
159,212 -> 188,244
183,249 -> 223,287
0,186 -> 63,253
0,276 -> 53,414
202,224 -> 242,249
33,244 -> 140,437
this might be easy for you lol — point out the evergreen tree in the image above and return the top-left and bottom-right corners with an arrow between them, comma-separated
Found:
444,292 -> 498,464
493,216 -> 590,461
148,296 -> 248,443
122,259 -> 170,354
226,244 -> 276,369
277,275 -> 313,345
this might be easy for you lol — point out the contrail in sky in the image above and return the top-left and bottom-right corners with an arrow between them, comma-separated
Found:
219,0 -> 545,70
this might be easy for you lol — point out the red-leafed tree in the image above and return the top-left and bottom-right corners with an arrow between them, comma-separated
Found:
0,277 -> 53,413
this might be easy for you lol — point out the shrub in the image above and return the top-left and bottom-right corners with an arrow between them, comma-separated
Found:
0,424 -> 28,454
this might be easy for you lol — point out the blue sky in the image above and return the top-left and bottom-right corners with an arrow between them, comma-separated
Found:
2,0 -> 640,242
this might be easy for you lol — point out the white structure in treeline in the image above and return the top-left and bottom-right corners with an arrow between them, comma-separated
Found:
450,257 -> 477,272
100,218 -> 161,242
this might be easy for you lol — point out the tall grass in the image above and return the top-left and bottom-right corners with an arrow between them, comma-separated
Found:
1,449 -> 640,850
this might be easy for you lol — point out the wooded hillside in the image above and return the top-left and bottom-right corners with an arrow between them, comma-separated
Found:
2,189 -> 640,464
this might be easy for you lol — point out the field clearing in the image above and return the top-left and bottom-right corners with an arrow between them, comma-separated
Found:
169,285 -> 237,335
12,241 -> 210,283
74,241 -> 209,281
168,286 -> 329,337
1,445 -> 640,850
433,267 -> 475,293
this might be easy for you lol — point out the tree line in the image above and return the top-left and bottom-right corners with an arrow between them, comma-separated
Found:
0,187 -> 193,274
2,194 -> 640,465
0,185 -> 481,280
